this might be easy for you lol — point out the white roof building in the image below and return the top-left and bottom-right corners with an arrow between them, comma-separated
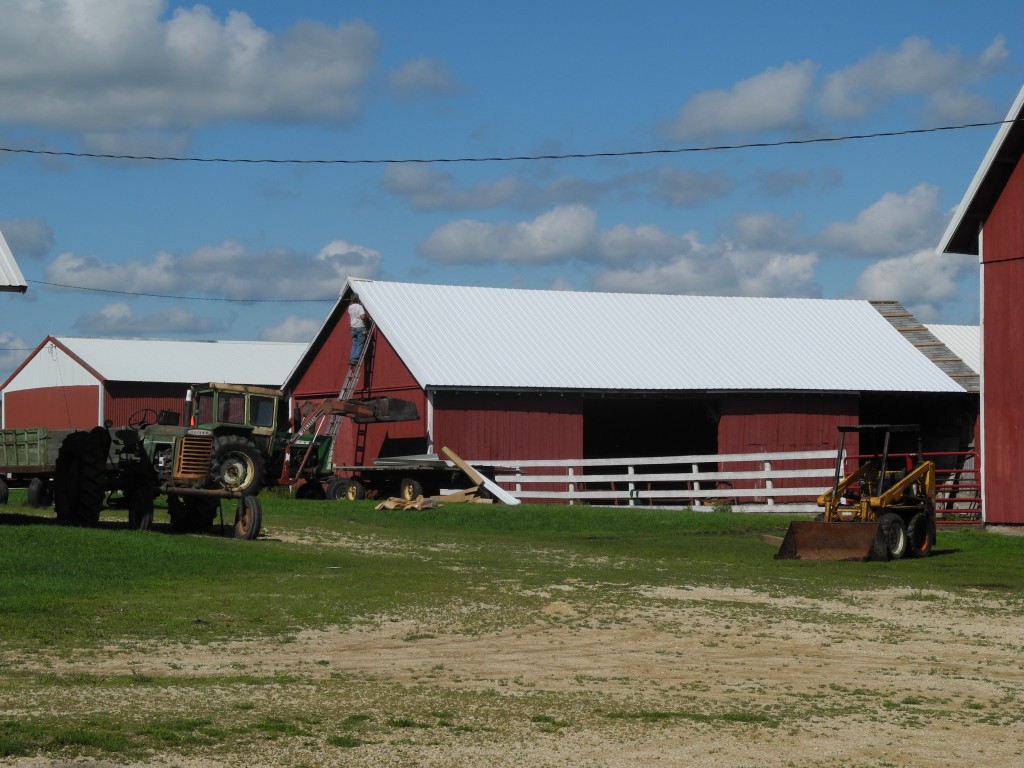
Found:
340,279 -> 967,394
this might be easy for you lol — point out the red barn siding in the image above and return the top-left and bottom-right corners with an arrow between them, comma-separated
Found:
294,325 -> 430,467
433,391 -> 583,461
717,394 -> 858,501
981,156 -> 1024,523
103,383 -> 191,428
5,386 -> 100,428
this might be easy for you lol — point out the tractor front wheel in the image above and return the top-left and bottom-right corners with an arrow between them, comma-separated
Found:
211,436 -> 265,495
234,496 -> 262,540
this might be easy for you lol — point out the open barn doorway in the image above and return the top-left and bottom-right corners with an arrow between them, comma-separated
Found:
582,396 -> 717,459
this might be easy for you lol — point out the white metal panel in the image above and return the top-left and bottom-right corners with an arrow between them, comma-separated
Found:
3,341 -> 100,392
49,337 -> 307,386
348,279 -> 964,393
0,228 -> 27,293
927,324 -> 981,375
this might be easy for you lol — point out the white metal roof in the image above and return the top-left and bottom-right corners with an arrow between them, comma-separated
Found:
347,279 -> 965,393
0,228 -> 27,293
51,337 -> 307,387
927,324 -> 980,375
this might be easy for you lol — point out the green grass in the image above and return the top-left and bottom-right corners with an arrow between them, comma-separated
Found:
1,496 -> 1023,761
1,498 -> 1022,651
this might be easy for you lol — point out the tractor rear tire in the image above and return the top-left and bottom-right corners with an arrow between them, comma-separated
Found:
907,511 -> 936,558
878,512 -> 909,560
54,429 -> 108,524
211,436 -> 265,495
27,477 -> 52,509
234,496 -> 262,540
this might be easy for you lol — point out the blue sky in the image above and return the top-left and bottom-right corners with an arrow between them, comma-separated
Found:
0,0 -> 1019,381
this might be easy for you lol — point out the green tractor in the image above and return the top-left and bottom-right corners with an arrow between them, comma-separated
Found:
50,382 -> 418,539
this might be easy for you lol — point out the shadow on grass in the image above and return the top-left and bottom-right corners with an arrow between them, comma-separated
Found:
0,511 -> 242,538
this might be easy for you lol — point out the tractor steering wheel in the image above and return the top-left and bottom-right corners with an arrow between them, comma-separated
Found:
128,408 -> 159,430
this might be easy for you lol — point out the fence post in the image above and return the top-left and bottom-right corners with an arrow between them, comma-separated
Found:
567,466 -> 575,506
764,460 -> 774,506
628,464 -> 636,507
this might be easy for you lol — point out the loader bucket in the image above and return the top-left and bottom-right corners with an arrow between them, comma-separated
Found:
352,397 -> 419,424
774,521 -> 890,562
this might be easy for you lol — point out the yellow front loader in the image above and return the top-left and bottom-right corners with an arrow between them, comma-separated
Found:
776,425 -> 937,561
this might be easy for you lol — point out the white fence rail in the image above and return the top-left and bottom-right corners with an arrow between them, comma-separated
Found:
483,450 -> 839,512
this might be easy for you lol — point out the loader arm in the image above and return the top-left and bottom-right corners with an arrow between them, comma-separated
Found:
817,462 -> 874,520
871,460 -> 935,508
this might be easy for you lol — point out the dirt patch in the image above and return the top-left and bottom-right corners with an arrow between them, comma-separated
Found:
5,580 -> 1024,767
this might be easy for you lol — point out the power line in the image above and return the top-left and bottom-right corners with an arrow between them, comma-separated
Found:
0,119 -> 1015,166
28,279 -> 334,302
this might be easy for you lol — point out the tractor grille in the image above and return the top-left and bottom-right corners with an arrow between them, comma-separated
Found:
175,435 -> 213,480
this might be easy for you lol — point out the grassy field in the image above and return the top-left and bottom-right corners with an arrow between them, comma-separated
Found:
1,491 -> 1022,766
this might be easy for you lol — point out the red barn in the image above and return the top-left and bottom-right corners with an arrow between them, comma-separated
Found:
288,279 -> 977,487
1,336 -> 306,429
940,84 -> 1024,524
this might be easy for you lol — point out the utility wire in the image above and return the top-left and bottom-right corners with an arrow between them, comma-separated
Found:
27,278 -> 334,302
0,118 -> 1016,166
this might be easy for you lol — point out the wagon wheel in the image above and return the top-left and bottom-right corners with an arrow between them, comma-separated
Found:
325,477 -> 349,500
400,478 -> 424,501
345,479 -> 366,501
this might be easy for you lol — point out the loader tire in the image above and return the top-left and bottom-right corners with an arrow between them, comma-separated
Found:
907,511 -> 936,558
878,512 -> 908,560
27,477 -> 52,509
54,429 -> 108,525
210,436 -> 265,495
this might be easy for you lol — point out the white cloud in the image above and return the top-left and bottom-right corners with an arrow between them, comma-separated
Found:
650,168 -> 735,207
819,36 -> 1008,121
853,248 -> 976,320
819,183 -> 947,256
592,228 -> 819,298
664,61 -> 817,140
0,218 -> 54,259
419,205 -> 598,264
381,166 -> 522,211
73,301 -> 232,335
0,331 -> 33,375
388,57 -> 460,98
0,1 -> 379,137
259,315 -> 321,342
46,237 -> 381,301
